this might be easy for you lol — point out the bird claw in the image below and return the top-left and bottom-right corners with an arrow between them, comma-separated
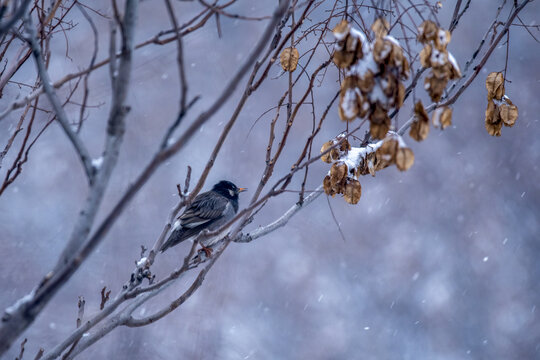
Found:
198,245 -> 213,258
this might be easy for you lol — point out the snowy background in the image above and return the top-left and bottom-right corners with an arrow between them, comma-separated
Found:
1,1 -> 539,359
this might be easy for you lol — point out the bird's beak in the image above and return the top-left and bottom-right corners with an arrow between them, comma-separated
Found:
238,187 -> 247,193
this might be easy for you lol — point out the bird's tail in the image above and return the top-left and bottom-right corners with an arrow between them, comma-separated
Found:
160,228 -> 184,252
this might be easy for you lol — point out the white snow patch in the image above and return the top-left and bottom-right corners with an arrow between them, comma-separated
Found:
448,52 -> 460,74
385,35 -> 400,47
5,289 -> 36,315
92,156 -> 103,169
368,80 -> 389,105
137,257 -> 148,267
430,48 -> 447,66
340,89 -> 358,119
432,107 -> 444,127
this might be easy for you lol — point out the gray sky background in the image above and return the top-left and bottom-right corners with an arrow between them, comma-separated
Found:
1,1 -> 539,359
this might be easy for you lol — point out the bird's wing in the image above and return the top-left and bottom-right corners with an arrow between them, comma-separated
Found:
179,191 -> 228,228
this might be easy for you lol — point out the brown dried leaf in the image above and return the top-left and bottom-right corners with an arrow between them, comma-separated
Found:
344,180 -> 362,204
485,72 -> 504,100
280,47 -> 299,72
395,147 -> 414,171
372,18 -> 390,38
500,103 -> 518,127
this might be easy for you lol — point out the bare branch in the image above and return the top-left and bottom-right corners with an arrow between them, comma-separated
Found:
0,0 -> 140,354
24,15 -> 95,182
0,0 -> 32,36
234,185 -> 323,243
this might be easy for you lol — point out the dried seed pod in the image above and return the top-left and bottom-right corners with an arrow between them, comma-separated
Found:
344,179 -> 362,204
395,147 -> 414,171
372,18 -> 390,38
372,38 -> 393,64
382,73 -> 398,98
432,106 -> 452,129
401,57 -> 410,79
338,77 -> 362,121
370,103 -> 389,124
485,99 -> 498,124
410,101 -> 430,141
370,121 -> 390,140
333,19 -> 350,40
366,152 -> 377,176
280,47 -> 299,72
395,82 -> 405,108
330,162 -> 348,186
435,29 -> 451,50
333,47 -> 356,68
340,138 -> 352,152
338,88 -> 361,121
485,117 -> 502,136
485,72 -> 505,100
417,20 -> 438,43
323,175 -> 336,196
499,103 -> 518,127
420,45 -> 432,68
375,138 -> 398,169
424,74 -> 448,102
357,70 -> 375,94
485,100 -> 502,136
320,141 -> 335,163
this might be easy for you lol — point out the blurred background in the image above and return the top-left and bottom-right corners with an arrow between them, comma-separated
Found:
1,0 -> 539,359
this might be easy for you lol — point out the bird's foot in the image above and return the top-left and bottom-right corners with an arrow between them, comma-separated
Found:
198,245 -> 213,258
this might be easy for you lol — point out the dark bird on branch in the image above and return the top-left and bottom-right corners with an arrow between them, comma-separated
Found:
160,180 -> 247,255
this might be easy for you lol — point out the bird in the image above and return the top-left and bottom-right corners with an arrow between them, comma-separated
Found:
160,180 -> 247,255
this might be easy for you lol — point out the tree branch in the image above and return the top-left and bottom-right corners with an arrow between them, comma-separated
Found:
25,15 -> 95,182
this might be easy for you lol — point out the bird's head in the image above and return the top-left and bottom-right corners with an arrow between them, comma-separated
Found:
212,180 -> 247,200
